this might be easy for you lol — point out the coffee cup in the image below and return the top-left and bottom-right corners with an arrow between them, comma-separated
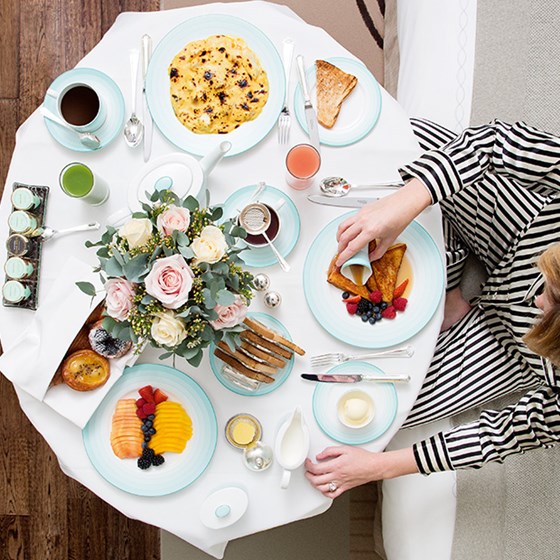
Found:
50,83 -> 106,132
59,162 -> 110,206
340,246 -> 373,286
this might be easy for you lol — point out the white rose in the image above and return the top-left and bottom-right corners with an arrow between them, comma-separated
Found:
119,218 -> 153,249
191,225 -> 228,264
150,311 -> 187,348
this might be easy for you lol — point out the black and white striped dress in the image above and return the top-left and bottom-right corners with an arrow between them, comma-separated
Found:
398,118 -> 560,473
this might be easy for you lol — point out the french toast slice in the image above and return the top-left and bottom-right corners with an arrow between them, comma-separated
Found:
327,254 -> 371,299
368,240 -> 407,302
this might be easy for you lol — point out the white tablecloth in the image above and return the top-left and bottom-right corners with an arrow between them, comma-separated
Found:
0,2 -> 443,557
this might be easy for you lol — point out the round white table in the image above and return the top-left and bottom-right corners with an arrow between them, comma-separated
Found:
0,2 -> 444,557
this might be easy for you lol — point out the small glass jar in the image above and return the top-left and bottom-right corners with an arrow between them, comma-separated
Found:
6,233 -> 30,257
225,414 -> 262,449
11,187 -> 41,211
3,280 -> 32,303
8,210 -> 38,235
4,257 -> 34,280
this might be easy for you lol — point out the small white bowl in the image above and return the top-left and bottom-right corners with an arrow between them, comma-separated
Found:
337,390 -> 375,429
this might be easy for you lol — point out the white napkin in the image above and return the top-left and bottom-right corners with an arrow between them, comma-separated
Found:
0,256 -> 138,428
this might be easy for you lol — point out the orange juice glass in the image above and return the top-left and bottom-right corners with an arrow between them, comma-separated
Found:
285,143 -> 321,190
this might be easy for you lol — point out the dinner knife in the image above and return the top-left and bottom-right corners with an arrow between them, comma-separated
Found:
296,55 -> 321,151
142,34 -> 153,162
307,194 -> 378,208
301,373 -> 410,383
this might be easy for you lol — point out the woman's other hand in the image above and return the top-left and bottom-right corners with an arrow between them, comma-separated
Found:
335,178 -> 432,266
305,446 -> 419,498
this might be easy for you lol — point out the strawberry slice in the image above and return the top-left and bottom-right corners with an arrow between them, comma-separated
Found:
153,388 -> 168,404
138,385 -> 155,404
369,290 -> 382,304
342,294 -> 361,304
393,279 -> 409,299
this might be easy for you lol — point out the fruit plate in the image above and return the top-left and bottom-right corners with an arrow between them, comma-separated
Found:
83,364 -> 217,496
303,212 -> 444,348
209,311 -> 294,396
312,361 -> 397,445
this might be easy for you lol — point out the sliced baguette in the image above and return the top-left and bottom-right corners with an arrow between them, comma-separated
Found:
213,347 -> 275,384
316,59 -> 358,128
217,341 -> 278,375
242,317 -> 305,356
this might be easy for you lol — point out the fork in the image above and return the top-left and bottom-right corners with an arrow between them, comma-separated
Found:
310,345 -> 414,368
277,38 -> 294,144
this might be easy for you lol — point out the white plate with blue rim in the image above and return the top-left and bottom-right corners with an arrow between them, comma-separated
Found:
209,311 -> 294,396
303,212 -> 444,348
311,361 -> 397,445
294,57 -> 381,147
220,184 -> 300,269
83,363 -> 217,497
42,67 -> 125,152
145,14 -> 285,157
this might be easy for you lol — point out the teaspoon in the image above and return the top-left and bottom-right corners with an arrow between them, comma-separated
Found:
319,176 -> 404,197
123,49 -> 144,148
40,107 -> 101,150
40,221 -> 100,241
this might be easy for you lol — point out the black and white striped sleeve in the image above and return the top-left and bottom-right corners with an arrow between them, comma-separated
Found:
413,385 -> 560,473
400,120 -> 560,204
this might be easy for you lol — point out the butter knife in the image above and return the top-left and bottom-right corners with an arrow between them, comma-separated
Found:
296,55 -> 321,151
142,34 -> 153,162
301,373 -> 410,383
307,194 -> 378,207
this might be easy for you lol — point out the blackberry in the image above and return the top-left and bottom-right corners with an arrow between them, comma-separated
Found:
356,298 -> 370,315
142,447 -> 155,460
137,457 -> 151,470
152,454 -> 165,467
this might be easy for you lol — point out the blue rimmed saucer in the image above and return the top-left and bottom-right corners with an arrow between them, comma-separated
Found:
312,361 -> 398,445
42,67 -> 125,152
220,184 -> 300,269
209,312 -> 294,396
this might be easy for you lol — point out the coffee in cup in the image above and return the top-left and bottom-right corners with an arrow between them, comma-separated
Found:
56,83 -> 106,132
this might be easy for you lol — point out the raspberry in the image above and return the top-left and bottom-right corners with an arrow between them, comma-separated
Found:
393,297 -> 408,312
346,302 -> 358,315
142,402 -> 156,416
136,398 -> 146,409
381,305 -> 397,319
136,408 -> 148,420
369,290 -> 382,304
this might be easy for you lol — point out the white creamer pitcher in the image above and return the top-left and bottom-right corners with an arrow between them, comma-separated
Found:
275,407 -> 310,489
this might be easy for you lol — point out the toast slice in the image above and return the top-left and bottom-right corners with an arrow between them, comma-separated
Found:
316,59 -> 358,128
243,317 -> 305,356
239,330 -> 293,360
327,254 -> 371,299
217,341 -> 278,375
213,347 -> 275,384
368,240 -> 407,302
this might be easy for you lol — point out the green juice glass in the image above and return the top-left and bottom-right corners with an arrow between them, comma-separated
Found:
59,162 -> 109,206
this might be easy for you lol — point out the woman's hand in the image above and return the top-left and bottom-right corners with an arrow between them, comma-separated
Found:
305,446 -> 419,498
335,178 -> 432,266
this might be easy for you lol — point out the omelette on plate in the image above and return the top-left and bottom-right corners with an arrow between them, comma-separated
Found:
169,34 -> 269,134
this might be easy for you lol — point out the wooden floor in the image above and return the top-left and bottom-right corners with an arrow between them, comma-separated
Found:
0,2 -> 383,559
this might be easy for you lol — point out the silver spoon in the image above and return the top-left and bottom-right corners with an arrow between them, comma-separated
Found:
40,107 -> 101,150
319,176 -> 404,197
40,221 -> 100,241
123,49 -> 143,148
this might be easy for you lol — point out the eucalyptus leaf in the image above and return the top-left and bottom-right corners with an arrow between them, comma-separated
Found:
210,206 -> 223,221
76,281 -> 96,297
102,316 -> 118,331
149,189 -> 160,202
178,246 -> 194,259
105,256 -> 124,277
202,288 -> 215,308
158,351 -> 174,360
123,253 -> 149,282
112,250 -> 125,266
212,262 -> 229,275
186,349 -> 203,367
96,247 -> 110,259
174,231 -> 190,246
163,245 -> 174,257
216,289 -> 236,306
182,195 -> 199,212
141,294 -> 154,305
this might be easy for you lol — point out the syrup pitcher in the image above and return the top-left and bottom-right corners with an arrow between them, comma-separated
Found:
274,407 -> 310,489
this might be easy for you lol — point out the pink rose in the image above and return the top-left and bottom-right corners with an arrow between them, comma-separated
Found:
105,277 -> 135,321
210,294 -> 247,330
145,254 -> 194,309
156,205 -> 191,236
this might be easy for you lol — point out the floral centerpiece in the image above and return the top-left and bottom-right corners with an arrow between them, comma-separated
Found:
78,189 -> 254,366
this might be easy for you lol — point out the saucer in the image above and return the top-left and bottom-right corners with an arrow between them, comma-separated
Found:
42,67 -> 125,152
128,153 -> 204,212
220,185 -> 300,269
312,361 -> 397,445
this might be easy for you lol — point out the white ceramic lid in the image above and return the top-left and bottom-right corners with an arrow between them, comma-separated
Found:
199,487 -> 249,529
128,153 -> 203,212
